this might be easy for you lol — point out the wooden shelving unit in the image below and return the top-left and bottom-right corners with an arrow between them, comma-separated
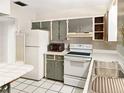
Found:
94,17 -> 104,40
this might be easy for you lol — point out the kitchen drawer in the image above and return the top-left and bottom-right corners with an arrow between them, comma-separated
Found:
46,55 -> 54,60
55,55 -> 64,60
47,60 -> 55,63
56,60 -> 64,63
64,75 -> 86,88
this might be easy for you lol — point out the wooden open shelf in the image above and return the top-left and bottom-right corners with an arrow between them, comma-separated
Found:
95,17 -> 104,23
94,17 -> 104,40
95,33 -> 103,40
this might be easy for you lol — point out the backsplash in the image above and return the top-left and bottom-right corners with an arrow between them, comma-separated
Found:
63,37 -> 117,50
93,41 -> 117,50
67,37 -> 92,44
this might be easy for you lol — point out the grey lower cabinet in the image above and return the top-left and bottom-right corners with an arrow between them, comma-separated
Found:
54,61 -> 64,81
46,55 -> 64,81
47,60 -> 55,80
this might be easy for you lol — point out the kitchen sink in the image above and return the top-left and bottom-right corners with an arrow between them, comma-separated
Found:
94,60 -> 124,78
95,68 -> 124,78
91,60 -> 124,93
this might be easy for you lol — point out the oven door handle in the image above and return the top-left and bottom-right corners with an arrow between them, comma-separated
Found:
64,59 -> 90,63
71,60 -> 90,63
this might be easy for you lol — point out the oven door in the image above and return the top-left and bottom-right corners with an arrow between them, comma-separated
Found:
64,56 -> 91,78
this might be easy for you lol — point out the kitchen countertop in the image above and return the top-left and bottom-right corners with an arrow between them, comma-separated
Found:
45,50 -> 68,55
83,49 -> 124,93
0,63 -> 33,87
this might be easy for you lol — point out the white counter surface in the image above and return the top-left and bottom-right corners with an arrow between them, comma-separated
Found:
83,49 -> 124,93
0,63 -> 33,87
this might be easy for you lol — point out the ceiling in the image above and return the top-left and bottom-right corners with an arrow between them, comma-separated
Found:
12,0 -> 113,19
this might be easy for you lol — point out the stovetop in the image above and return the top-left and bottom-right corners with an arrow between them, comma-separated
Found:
66,44 -> 92,58
67,52 -> 91,56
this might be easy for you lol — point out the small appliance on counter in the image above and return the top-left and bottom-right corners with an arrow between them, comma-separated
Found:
48,43 -> 65,52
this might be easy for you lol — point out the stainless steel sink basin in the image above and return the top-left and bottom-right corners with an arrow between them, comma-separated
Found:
94,60 -> 124,78
91,61 -> 124,93
95,68 -> 124,78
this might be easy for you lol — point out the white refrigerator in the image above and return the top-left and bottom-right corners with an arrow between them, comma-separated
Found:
23,30 -> 49,80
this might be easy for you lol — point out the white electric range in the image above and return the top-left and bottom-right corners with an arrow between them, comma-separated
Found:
64,44 -> 92,88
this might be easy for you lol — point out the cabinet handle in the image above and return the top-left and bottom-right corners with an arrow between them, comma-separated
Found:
64,58 -> 90,62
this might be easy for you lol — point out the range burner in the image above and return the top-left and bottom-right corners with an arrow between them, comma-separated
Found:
67,52 -> 90,56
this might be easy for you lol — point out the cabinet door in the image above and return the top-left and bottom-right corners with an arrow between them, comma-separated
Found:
68,18 -> 92,33
46,60 -> 55,79
55,55 -> 64,61
52,21 -> 59,41
32,22 -> 41,29
55,61 -> 64,81
52,20 -> 67,41
60,20 -> 67,41
41,21 -> 51,31
46,55 -> 54,60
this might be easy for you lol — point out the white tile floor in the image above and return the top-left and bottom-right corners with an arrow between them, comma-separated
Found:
11,78 -> 83,93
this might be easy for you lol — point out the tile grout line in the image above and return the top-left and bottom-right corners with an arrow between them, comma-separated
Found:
46,80 -> 64,93
45,80 -> 56,93
32,80 -> 47,93
21,81 -> 36,93
14,79 -> 35,92
27,79 -> 55,93
71,87 -> 75,93
58,83 -> 64,93
12,78 -> 83,93
12,79 -> 27,89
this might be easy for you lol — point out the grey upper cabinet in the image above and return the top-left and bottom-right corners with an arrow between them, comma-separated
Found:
60,21 -> 67,40
52,20 -> 67,41
32,22 -> 41,29
52,21 -> 59,41
32,21 -> 51,31
41,21 -> 51,31
68,18 -> 93,33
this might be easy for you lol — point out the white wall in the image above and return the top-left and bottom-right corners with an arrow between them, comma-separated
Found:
0,22 -> 8,62
10,2 -> 36,33
35,10 -> 106,21
16,33 -> 25,62
7,20 -> 16,63
108,0 -> 117,41
10,2 -> 37,63
0,0 -> 10,15
0,18 -> 16,63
